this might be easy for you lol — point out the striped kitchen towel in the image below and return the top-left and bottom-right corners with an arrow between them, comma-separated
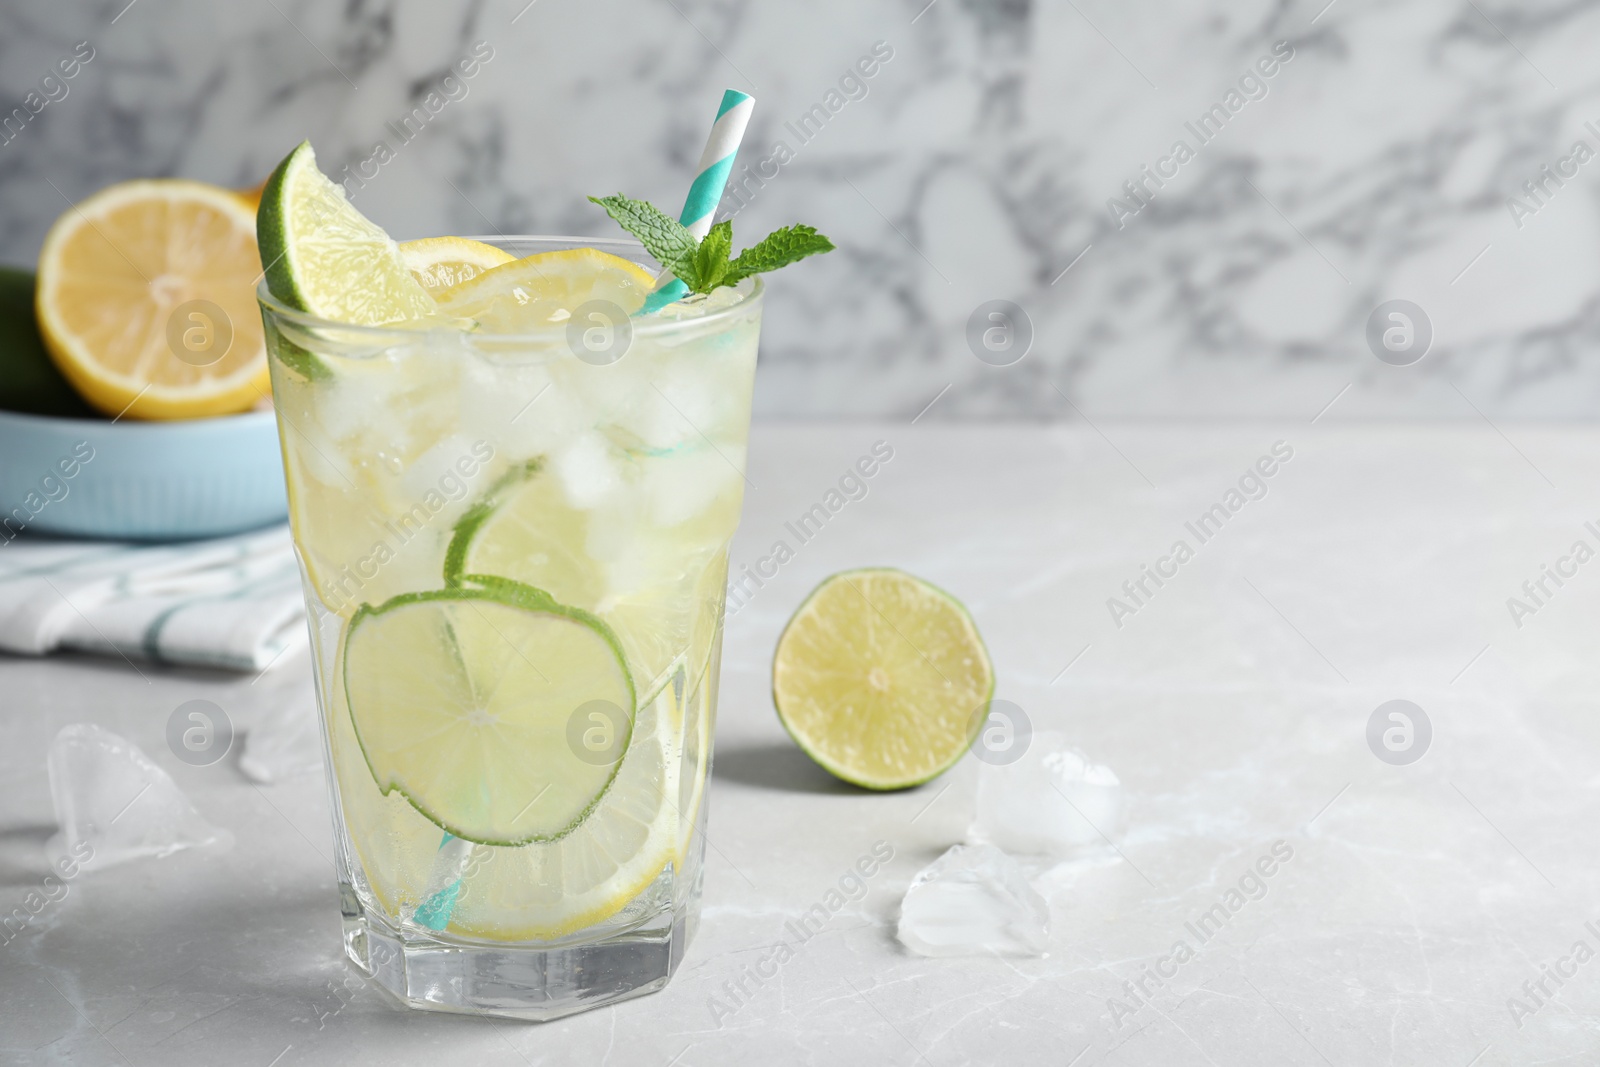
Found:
0,525 -> 306,672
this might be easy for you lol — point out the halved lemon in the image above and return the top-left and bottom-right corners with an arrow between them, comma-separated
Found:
434,247 -> 654,331
35,179 -> 270,419
772,568 -> 994,790
399,236 -> 514,291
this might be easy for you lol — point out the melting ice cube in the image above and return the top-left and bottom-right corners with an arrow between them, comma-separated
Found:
47,724 -> 229,871
971,731 -> 1123,858
896,844 -> 1049,958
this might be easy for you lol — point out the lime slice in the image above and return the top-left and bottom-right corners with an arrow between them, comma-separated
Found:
445,460 -> 729,704
772,568 -> 994,790
342,579 -> 636,846
398,236 -> 514,291
325,610 -> 679,941
433,247 -> 654,332
257,140 -> 435,325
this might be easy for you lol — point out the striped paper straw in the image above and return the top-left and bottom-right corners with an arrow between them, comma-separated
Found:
413,832 -> 472,931
640,88 -> 755,313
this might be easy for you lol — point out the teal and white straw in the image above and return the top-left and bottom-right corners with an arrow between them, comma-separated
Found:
413,832 -> 473,931
640,88 -> 755,313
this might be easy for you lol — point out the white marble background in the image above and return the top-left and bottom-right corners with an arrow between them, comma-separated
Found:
2,0 -> 1600,419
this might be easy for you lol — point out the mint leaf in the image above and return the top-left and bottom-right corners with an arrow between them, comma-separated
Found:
689,220 -> 733,294
587,194 -> 698,285
588,194 -> 834,298
724,225 -> 835,285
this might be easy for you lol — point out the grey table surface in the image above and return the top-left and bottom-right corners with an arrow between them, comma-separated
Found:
4,422 -> 1600,1066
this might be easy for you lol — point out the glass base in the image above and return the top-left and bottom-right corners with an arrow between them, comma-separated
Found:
338,864 -> 702,1022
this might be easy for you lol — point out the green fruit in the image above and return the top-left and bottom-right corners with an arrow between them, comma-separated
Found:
342,579 -> 635,847
0,268 -> 97,418
256,140 -> 435,325
772,568 -> 994,790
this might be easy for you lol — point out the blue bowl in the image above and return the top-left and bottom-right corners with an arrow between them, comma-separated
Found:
0,408 -> 287,541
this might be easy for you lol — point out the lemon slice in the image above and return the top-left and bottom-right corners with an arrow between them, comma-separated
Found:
257,140 -> 435,326
434,247 -> 654,331
342,580 -> 635,846
399,236 -> 514,292
772,568 -> 994,790
445,685 -> 681,940
445,460 -> 731,705
34,178 -> 269,419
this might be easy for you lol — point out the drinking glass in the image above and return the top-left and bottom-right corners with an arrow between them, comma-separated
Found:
259,237 -> 761,1020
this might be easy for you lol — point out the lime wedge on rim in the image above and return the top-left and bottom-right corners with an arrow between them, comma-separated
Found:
772,568 -> 994,790
257,140 -> 435,325
342,578 -> 636,847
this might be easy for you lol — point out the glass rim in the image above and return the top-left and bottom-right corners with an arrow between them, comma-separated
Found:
255,234 -> 763,342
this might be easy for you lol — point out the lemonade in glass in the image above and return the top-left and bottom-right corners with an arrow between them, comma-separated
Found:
256,142 -> 780,1019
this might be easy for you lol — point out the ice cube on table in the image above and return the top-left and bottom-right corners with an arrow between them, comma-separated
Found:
47,724 -> 229,871
898,844 -> 1049,958
971,731 -> 1123,859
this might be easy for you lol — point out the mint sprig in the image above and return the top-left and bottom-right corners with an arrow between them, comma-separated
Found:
588,194 -> 833,296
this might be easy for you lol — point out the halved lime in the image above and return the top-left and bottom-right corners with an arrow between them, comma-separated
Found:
341,579 -> 635,846
257,140 -> 436,325
445,460 -> 726,704
772,568 -> 994,790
